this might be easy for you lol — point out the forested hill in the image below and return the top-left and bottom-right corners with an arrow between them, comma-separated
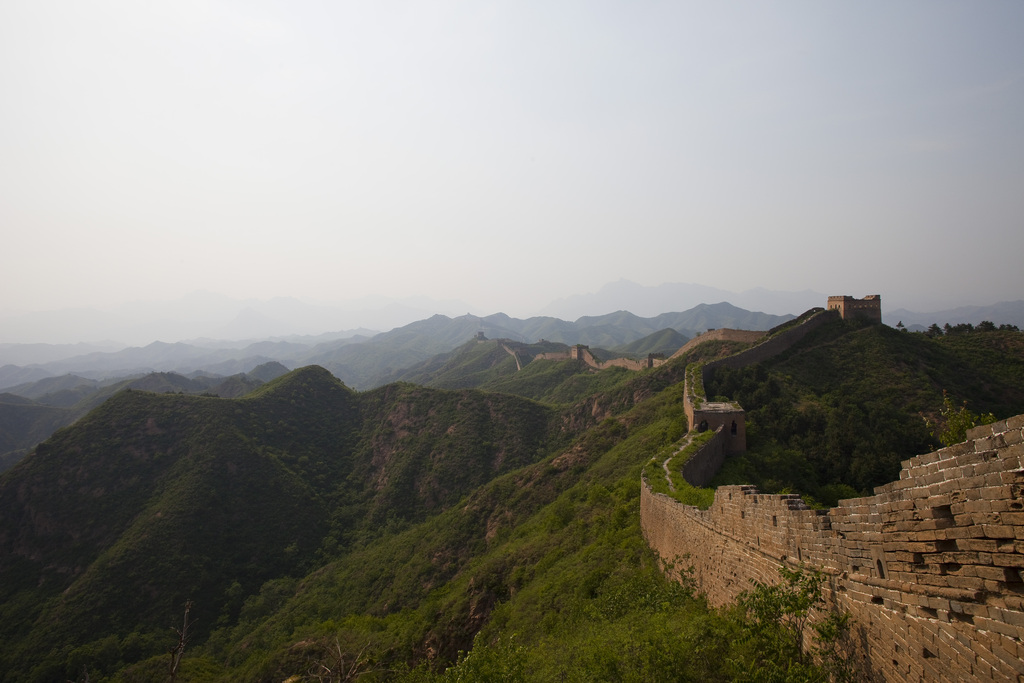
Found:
0,366 -> 561,681
708,320 -> 1024,500
0,320 -> 1022,681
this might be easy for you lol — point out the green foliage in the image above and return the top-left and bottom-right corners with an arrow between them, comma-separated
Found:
730,566 -> 854,682
927,390 -> 997,447
0,367 -> 565,681
708,321 -> 1024,495
611,327 -> 690,358
187,362 -> 706,680
686,363 -> 706,404
642,430 -> 717,508
2,316 -> 1020,682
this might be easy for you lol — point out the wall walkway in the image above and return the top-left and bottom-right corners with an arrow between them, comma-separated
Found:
641,416 -> 1024,681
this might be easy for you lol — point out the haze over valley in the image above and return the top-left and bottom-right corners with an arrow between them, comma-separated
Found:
2,3 -> 1024,680
2,4 -> 1022,343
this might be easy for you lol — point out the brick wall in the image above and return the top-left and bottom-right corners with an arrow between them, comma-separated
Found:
699,308 -> 834,384
679,311 -> 835,462
679,427 -> 728,487
670,328 -> 767,360
828,295 -> 882,323
641,415 -> 1024,681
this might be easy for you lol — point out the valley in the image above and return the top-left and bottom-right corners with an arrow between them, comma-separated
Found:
0,307 -> 1022,681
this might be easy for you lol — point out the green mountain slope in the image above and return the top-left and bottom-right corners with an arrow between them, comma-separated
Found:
387,339 -> 573,391
0,396 -> 71,472
0,322 -> 1022,681
302,316 -> 526,389
0,367 -> 562,681
612,327 -> 690,357
387,336 -> 693,407
0,367 -> 288,473
305,306 -> 793,390
385,339 -> 529,389
708,321 -> 1024,498
5,374 -> 99,402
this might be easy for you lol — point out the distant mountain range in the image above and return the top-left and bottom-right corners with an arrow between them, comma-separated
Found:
0,303 -> 792,392
5,294 -> 1024,396
884,300 -> 1024,331
6,294 -> 1021,477
1,313 -> 1022,680
0,291 -> 472,346
0,302 -> 792,467
4,283 -> 1021,348
540,280 -> 826,318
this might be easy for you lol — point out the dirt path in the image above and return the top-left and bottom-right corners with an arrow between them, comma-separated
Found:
661,434 -> 694,492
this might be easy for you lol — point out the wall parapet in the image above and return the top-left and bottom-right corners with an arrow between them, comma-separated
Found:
679,427 -> 728,488
699,307 -> 835,386
533,346 -> 666,370
641,414 -> 1024,681
678,309 -> 836,469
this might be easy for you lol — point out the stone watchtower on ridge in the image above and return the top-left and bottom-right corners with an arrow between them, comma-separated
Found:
827,294 -> 881,323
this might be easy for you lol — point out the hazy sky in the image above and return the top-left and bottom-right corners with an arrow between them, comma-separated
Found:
2,1 -> 1022,320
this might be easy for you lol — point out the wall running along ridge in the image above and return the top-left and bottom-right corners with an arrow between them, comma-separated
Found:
531,346 -> 665,370
679,309 -> 836,472
641,416 -> 1024,682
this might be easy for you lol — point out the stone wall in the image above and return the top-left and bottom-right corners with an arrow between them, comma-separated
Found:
676,310 -> 835,464
569,346 -> 666,372
641,415 -> 1024,681
679,426 -> 728,487
669,328 -> 767,360
828,295 -> 882,323
512,348 -> 665,370
699,308 -> 833,385
532,350 -> 572,361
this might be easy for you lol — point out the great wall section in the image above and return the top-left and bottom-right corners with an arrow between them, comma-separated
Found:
532,344 -> 667,371
639,300 -> 1024,682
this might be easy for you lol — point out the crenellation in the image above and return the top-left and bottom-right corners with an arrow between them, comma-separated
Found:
641,417 -> 1024,681
642,295 -> 1024,680
827,294 -> 883,322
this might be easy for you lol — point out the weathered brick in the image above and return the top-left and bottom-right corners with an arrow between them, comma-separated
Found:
991,553 -> 1024,568
1002,428 -> 1023,446
982,524 -> 1016,539
641,411 -> 1024,683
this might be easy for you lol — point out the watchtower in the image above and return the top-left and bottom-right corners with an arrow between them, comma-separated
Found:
827,295 -> 881,323
570,344 -> 589,360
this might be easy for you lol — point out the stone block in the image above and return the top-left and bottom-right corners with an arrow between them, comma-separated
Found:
1003,442 -> 1024,459
1003,428 -> 1024,446
990,553 -> 1024,569
959,602 -> 989,618
982,524 -> 1017,539
975,436 -> 997,452
980,485 -> 1013,499
984,472 -> 1006,487
968,423 -> 996,440
641,411 -> 1024,683
998,469 -> 1024,484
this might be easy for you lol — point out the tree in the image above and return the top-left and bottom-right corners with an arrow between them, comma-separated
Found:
895,321 -> 906,332
168,600 -> 192,683
928,391 -> 997,447
925,323 -> 943,338
732,566 -> 854,682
